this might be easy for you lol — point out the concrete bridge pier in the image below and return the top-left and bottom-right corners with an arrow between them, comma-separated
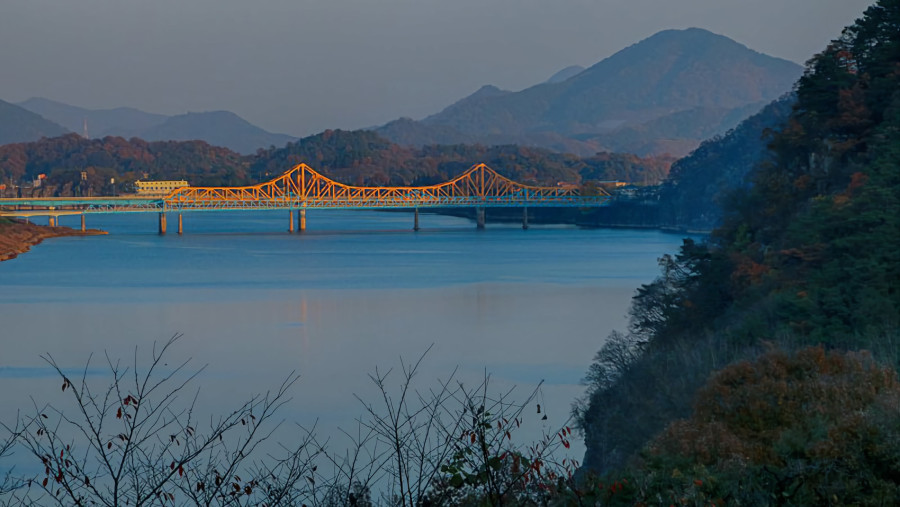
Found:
158,213 -> 167,235
289,210 -> 295,233
476,207 -> 486,229
177,214 -> 183,235
81,214 -> 86,232
414,207 -> 420,231
522,207 -> 529,230
298,209 -> 307,232
48,216 -> 56,227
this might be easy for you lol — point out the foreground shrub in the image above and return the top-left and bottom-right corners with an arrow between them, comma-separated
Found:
628,346 -> 900,505
0,338 -> 579,506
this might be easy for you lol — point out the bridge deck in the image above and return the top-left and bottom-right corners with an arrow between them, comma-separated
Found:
0,163 -> 611,216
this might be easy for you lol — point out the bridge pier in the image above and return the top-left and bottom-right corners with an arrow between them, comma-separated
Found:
177,213 -> 183,235
289,210 -> 295,233
48,216 -> 55,227
298,209 -> 306,232
476,207 -> 485,229
414,207 -> 420,231
158,212 -> 167,235
522,207 -> 529,230
81,214 -> 86,232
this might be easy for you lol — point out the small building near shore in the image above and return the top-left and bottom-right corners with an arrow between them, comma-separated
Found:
134,180 -> 189,196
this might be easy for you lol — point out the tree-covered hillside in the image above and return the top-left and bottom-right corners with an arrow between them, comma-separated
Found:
577,0 -> 900,501
0,134 -> 250,195
658,95 -> 796,231
0,130 -> 673,197
251,129 -> 674,187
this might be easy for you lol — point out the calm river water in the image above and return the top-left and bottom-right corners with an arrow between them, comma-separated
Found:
0,210 -> 689,467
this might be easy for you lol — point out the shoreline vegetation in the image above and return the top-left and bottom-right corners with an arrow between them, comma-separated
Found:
0,218 -> 106,262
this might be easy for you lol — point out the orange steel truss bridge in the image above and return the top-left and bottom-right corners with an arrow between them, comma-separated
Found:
0,163 -> 611,232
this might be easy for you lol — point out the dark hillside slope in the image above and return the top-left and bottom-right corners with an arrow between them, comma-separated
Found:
0,99 -> 68,145
585,100 -> 772,157
251,129 -> 673,187
545,65 -> 585,84
132,111 -> 297,155
659,95 -> 796,231
18,97 -> 168,137
577,0 -> 900,493
376,118 -> 477,147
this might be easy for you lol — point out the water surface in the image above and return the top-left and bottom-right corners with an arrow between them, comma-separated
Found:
0,210 -> 689,465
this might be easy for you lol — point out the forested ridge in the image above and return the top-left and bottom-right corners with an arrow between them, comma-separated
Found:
0,129 -> 672,197
658,95 -> 796,231
0,135 -> 252,195
576,1 -> 900,503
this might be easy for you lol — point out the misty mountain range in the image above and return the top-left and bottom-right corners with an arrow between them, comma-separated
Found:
375,28 -> 802,157
0,99 -> 69,145
9,98 -> 297,155
1,28 -> 801,158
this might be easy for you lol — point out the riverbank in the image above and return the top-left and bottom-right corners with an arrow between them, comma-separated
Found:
0,218 -> 107,262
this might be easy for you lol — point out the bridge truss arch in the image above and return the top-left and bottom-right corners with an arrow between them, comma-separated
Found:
162,163 -> 611,211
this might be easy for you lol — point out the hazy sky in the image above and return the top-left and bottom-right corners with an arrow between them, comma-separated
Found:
0,0 -> 876,137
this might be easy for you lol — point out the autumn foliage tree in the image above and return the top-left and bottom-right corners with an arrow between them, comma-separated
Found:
631,347 -> 900,505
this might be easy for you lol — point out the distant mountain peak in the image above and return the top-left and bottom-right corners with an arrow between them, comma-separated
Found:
135,110 -> 296,154
640,27 -> 741,44
467,85 -> 510,101
17,97 -> 168,138
545,65 -> 585,84
14,99 -> 296,154
377,28 -> 802,157
166,110 -> 250,125
420,84 -> 512,125
653,26 -> 722,36
591,27 -> 794,72
183,110 -> 241,118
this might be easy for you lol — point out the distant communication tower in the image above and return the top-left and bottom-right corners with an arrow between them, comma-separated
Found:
82,117 -> 89,139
